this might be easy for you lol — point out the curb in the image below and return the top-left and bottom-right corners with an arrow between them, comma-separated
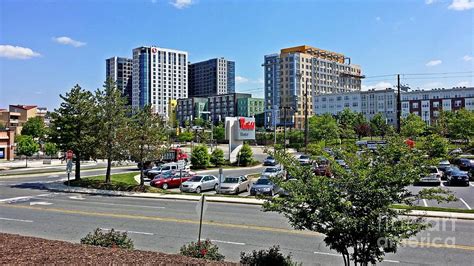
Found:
0,166 -> 136,179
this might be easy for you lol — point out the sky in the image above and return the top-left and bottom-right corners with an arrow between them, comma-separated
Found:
0,0 -> 473,110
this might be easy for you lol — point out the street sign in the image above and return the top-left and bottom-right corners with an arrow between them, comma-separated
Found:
66,150 -> 73,160
66,160 -> 73,173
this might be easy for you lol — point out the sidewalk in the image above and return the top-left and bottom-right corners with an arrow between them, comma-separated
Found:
43,181 -> 474,219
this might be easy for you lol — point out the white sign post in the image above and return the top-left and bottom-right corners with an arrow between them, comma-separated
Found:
196,195 -> 207,242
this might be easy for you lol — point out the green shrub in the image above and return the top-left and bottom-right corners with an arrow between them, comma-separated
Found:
238,143 -> 253,166
240,245 -> 300,266
179,239 -> 225,261
210,148 -> 225,166
178,131 -> 194,142
191,145 -> 210,169
80,228 -> 134,250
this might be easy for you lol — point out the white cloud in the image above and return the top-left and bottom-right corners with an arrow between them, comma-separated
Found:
52,36 -> 86,47
0,45 -> 41,59
361,81 -> 393,91
236,76 -> 249,84
170,0 -> 193,9
448,0 -> 474,10
463,55 -> 473,61
426,59 -> 442,66
425,0 -> 435,4
456,81 -> 470,87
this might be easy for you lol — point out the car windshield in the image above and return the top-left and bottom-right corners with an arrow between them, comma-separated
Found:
266,156 -> 274,160
256,179 -> 271,185
300,155 -> 309,159
223,177 -> 239,183
188,176 -> 203,182
265,168 -> 278,173
429,168 -> 438,173
448,166 -> 460,171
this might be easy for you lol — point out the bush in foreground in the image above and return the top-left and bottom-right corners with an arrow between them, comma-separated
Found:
179,239 -> 225,261
240,245 -> 300,266
81,228 -> 134,250
210,148 -> 225,166
191,145 -> 210,169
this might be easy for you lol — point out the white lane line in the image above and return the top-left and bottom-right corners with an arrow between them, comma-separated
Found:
69,196 -> 85,200
100,228 -> 154,236
30,201 -> 53,206
84,201 -> 165,209
0,196 -> 32,203
422,199 -> 428,207
0,217 -> 34,223
313,251 -> 398,263
459,198 -> 472,210
210,239 -> 246,246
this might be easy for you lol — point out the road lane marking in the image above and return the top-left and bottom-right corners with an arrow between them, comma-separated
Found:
313,251 -> 399,263
0,217 -> 33,223
422,199 -> 428,207
209,239 -> 245,245
2,204 -> 474,252
100,228 -> 154,236
30,202 -> 53,206
69,196 -> 85,200
0,196 -> 32,203
459,198 -> 472,210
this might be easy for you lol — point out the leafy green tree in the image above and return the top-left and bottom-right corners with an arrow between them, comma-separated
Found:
193,117 -> 204,127
96,79 -> 130,184
433,110 -> 454,138
448,109 -> 474,142
337,108 -> 357,140
124,105 -> 168,185
238,143 -> 253,166
44,142 -> 59,159
309,114 -> 340,144
50,85 -> 99,180
213,124 -> 225,142
191,144 -> 210,169
401,113 -> 426,139
210,148 -> 225,166
370,113 -> 391,139
16,135 -> 39,167
178,131 -> 194,142
353,113 -> 370,140
0,122 -> 5,130
422,134 -> 448,158
266,137 -> 454,266
21,117 -> 45,140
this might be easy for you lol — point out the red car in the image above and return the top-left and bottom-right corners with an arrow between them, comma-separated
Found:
150,170 -> 195,189
313,164 -> 332,177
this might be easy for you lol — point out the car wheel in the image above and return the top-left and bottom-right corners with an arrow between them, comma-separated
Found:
162,183 -> 169,190
214,184 -> 218,191
196,186 -> 201,194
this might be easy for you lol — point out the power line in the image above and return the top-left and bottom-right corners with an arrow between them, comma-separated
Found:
402,75 -> 474,80
365,71 -> 473,79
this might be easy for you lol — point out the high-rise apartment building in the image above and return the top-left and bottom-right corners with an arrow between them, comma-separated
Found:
262,54 -> 280,129
132,46 -> 188,117
188,58 -> 235,97
264,45 -> 363,129
106,57 -> 133,105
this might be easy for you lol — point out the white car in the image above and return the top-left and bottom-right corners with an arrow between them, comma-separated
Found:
261,167 -> 284,178
418,166 -> 442,185
298,155 -> 311,165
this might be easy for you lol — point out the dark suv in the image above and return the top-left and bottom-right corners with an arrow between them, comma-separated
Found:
447,170 -> 470,186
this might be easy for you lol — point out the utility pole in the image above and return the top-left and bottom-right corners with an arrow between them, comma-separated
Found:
397,74 -> 401,133
304,77 -> 309,153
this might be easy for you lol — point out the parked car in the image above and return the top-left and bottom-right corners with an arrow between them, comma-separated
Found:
456,158 -> 474,171
146,162 -> 182,179
217,175 -> 250,195
261,167 -> 284,178
150,170 -> 196,189
263,156 -> 278,166
443,166 -> 461,180
447,169 -> 470,186
298,155 -> 311,165
314,164 -> 332,177
417,166 -> 442,185
180,175 -> 218,193
437,160 -> 451,173
249,178 -> 281,197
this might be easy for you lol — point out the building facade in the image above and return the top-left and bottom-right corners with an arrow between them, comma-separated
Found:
106,57 -> 133,105
132,46 -> 188,118
176,97 -> 208,126
314,88 -> 397,125
262,54 -> 281,129
188,58 -> 235,97
0,129 -> 15,160
208,93 -> 252,123
401,87 -> 474,125
237,98 -> 265,117
0,105 -> 41,135
264,45 -> 363,129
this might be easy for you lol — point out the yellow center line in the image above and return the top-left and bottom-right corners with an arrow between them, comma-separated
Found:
1,204 -> 474,252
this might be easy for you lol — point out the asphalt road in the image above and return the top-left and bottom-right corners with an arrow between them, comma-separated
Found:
1,166 -> 474,265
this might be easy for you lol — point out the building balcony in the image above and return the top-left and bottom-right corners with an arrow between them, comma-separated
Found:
9,119 -> 19,124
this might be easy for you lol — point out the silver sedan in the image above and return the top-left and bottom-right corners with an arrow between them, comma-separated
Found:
217,175 -> 251,195
180,175 -> 219,193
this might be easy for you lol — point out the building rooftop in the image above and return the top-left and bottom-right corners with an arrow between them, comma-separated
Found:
9,105 -> 38,110
281,45 -> 345,63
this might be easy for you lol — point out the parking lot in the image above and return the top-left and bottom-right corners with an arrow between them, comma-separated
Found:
411,181 -> 474,210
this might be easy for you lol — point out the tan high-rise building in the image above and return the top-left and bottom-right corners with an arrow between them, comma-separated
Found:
264,45 -> 363,129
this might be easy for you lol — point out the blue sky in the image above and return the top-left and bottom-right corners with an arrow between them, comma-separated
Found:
0,0 -> 473,110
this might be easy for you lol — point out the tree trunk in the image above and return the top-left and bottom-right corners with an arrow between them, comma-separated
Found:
140,164 -> 144,186
105,156 -> 112,184
75,155 -> 81,180
25,156 -> 28,168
